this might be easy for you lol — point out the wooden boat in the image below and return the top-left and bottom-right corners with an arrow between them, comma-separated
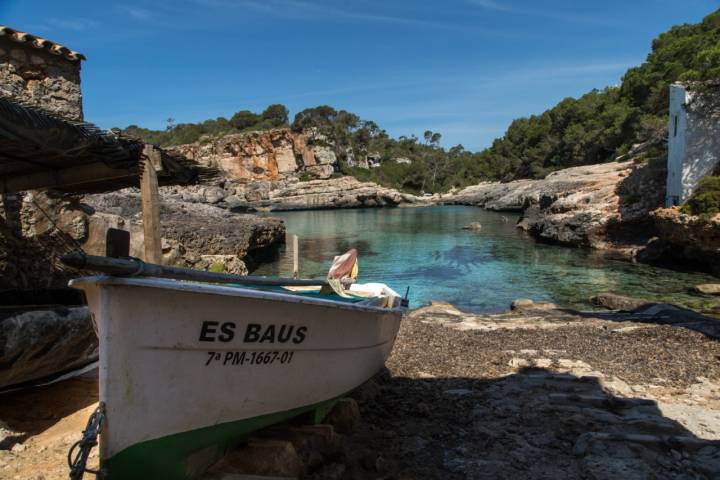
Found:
69,258 -> 405,479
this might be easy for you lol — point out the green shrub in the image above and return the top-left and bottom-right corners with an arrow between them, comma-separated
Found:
681,176 -> 720,215
208,261 -> 225,273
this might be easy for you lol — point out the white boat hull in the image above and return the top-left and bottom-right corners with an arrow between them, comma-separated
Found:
71,276 -> 404,479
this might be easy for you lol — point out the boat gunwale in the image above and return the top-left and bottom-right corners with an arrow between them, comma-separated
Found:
70,275 -> 407,315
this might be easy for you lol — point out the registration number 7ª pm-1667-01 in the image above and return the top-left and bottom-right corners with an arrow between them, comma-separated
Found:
205,350 -> 295,367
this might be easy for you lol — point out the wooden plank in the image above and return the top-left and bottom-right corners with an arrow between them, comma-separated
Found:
292,235 -> 299,279
0,162 -> 136,193
140,145 -> 162,264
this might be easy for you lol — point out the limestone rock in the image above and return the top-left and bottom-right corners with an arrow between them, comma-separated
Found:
650,208 -> 720,274
511,299 -> 535,311
196,255 -> 248,275
447,160 -> 666,250
206,439 -> 303,478
0,307 -> 97,388
590,293 -> 653,311
462,222 -> 482,231
693,283 -> 720,295
324,398 -> 360,433
238,176 -> 427,211
83,190 -> 285,271
170,128 -> 340,183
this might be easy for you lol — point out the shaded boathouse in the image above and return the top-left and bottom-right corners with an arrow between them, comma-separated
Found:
0,26 -> 198,389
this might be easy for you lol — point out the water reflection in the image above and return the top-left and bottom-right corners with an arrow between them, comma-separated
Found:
255,206 -> 720,313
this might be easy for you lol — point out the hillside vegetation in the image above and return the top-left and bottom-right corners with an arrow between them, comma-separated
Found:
123,9 -> 720,194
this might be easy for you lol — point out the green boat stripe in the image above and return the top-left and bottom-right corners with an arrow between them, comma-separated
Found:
101,397 -> 340,480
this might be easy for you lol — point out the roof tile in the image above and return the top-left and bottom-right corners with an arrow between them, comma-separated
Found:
0,25 -> 85,62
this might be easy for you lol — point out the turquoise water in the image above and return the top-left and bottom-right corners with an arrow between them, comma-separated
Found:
255,206 -> 720,313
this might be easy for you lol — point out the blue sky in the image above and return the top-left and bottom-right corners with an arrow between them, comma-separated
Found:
2,0 -> 718,150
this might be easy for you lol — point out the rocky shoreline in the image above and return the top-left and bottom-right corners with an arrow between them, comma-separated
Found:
1,298 -> 719,479
154,127 -> 720,275
444,160 -> 665,252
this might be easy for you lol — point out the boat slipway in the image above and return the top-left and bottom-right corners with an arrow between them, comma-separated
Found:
70,275 -> 405,480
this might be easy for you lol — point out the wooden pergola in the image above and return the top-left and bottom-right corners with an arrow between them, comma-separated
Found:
0,97 -> 196,263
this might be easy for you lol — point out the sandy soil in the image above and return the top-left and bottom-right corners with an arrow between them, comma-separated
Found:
0,376 -> 99,479
2,301 -> 720,479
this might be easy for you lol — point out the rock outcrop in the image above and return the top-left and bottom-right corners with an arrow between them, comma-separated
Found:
246,177 -> 426,211
167,129 -> 425,211
447,160 -> 666,251
171,128 -> 339,183
0,307 -> 97,388
160,176 -> 426,212
641,207 -> 720,274
83,189 -> 286,271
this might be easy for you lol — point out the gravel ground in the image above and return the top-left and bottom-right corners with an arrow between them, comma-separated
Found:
312,302 -> 720,479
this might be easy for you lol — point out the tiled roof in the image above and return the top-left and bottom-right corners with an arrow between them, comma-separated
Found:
0,25 -> 85,62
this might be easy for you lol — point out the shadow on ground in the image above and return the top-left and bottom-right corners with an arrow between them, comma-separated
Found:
308,367 -> 720,480
0,376 -> 98,448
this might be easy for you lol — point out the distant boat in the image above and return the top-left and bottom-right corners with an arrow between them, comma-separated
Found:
69,258 -> 405,480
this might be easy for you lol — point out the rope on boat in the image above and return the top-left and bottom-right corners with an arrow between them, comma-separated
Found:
68,402 -> 105,480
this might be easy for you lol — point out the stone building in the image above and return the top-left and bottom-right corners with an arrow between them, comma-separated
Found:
665,83 -> 720,206
0,25 -> 84,120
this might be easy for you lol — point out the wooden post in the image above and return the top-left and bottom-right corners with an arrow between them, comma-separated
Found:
140,145 -> 162,264
292,234 -> 299,279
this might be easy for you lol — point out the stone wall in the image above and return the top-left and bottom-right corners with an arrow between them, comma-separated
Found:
171,129 -> 338,182
0,37 -> 83,121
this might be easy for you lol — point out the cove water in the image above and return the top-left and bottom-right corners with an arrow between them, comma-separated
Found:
255,206 -> 719,313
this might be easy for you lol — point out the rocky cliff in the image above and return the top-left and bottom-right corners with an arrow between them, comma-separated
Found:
447,160 -> 666,252
161,176 -> 428,211
168,128 -> 425,211
171,128 -> 338,182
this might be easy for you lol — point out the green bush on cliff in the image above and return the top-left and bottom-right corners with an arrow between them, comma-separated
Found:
123,104 -> 291,147
681,176 -> 720,216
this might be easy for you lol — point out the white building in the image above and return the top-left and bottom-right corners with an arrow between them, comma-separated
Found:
665,83 -> 720,207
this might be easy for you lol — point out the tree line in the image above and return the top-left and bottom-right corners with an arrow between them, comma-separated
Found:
122,9 -> 720,194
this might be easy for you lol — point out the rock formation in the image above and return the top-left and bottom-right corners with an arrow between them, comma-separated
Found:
0,307 -> 97,388
82,189 -> 286,272
447,160 -> 666,253
640,207 -> 720,274
167,129 -> 426,211
171,128 -> 338,183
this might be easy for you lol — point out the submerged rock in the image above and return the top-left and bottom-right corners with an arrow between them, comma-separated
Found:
590,293 -> 653,311
462,222 -> 482,231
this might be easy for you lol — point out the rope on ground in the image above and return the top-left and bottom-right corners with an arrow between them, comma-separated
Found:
67,402 -> 105,480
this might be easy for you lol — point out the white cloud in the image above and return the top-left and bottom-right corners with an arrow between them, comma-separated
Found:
118,6 -> 153,20
46,17 -> 99,31
468,0 -> 614,26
